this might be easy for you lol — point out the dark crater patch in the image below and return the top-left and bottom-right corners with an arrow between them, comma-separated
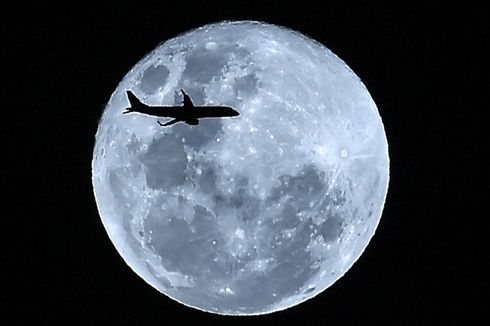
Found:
196,162 -> 219,194
139,65 -> 169,95
234,73 -> 261,99
319,213 -> 344,242
182,42 -> 251,84
268,221 -> 320,297
145,203 -> 221,279
216,181 -> 261,223
268,164 -> 327,212
279,201 -> 301,229
221,176 -> 250,209
183,48 -> 229,83
139,134 -> 187,190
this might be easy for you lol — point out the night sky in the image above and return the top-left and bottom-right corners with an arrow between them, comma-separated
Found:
5,1 -> 485,325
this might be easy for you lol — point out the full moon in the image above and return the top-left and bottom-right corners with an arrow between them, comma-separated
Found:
92,21 -> 389,315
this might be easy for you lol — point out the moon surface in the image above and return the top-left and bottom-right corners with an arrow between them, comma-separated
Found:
92,21 -> 389,315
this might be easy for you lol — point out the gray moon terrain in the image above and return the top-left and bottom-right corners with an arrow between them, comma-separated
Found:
92,21 -> 389,315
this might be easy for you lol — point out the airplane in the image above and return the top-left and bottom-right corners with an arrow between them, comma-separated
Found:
123,89 -> 240,126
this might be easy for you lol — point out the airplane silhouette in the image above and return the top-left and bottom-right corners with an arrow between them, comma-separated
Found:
123,90 -> 240,126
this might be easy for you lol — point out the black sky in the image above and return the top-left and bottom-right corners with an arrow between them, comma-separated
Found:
4,1 -> 486,325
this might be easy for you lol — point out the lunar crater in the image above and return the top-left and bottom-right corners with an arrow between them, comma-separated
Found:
140,134 -> 188,190
139,64 -> 170,95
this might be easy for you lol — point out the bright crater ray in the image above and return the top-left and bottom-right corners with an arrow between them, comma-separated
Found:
92,21 -> 389,315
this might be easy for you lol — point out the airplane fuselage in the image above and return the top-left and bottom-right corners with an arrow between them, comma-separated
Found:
132,105 -> 239,119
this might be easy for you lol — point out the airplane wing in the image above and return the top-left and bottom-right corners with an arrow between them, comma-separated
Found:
157,119 -> 181,127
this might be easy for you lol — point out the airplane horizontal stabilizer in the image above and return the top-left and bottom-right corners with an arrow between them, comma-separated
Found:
157,119 -> 181,127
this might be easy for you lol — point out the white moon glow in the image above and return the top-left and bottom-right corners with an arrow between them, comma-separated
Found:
92,21 -> 389,315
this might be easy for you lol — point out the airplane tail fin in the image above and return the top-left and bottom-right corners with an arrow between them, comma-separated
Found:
123,90 -> 144,113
